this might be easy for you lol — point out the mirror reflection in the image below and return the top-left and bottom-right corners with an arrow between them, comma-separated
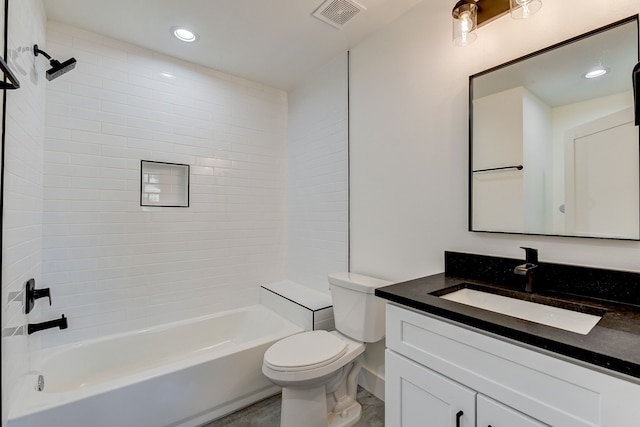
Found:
470,16 -> 640,240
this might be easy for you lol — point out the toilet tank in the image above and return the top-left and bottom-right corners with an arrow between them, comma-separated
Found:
328,272 -> 392,343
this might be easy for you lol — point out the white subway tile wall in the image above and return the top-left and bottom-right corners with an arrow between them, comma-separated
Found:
287,53 -> 349,293
1,0 -> 47,417
37,21 -> 288,349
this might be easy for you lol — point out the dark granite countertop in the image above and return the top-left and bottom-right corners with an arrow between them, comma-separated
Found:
375,252 -> 640,381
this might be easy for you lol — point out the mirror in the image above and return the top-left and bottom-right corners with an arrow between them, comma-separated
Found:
470,16 -> 640,240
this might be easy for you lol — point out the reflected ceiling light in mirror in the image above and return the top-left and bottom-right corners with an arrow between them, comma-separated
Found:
583,68 -> 608,79
452,0 -> 542,47
171,26 -> 199,43
452,1 -> 478,47
510,0 -> 542,20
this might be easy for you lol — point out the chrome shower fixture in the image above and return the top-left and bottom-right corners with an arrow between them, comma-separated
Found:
33,44 -> 76,81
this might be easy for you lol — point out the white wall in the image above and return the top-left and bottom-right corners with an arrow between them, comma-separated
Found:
350,0 -> 640,285
472,87 -> 525,232
35,22 -> 288,350
287,52 -> 349,294
522,88 -> 552,233
1,0 -> 47,422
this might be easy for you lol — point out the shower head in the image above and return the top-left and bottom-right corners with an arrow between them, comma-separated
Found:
33,44 -> 76,81
46,58 -> 77,81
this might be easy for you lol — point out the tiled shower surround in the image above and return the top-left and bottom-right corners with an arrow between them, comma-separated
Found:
38,22 -> 290,349
2,7 -> 349,421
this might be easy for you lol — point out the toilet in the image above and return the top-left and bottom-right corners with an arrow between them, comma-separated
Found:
262,272 -> 391,427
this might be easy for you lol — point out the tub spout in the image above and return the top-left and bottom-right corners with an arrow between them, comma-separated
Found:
28,314 -> 68,335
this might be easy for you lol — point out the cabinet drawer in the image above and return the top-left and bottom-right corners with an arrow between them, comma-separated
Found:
386,303 -> 640,427
477,394 -> 548,427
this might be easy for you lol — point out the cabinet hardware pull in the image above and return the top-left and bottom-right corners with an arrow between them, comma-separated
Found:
456,410 -> 464,427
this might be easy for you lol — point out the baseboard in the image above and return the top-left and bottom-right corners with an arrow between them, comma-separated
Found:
358,365 -> 385,401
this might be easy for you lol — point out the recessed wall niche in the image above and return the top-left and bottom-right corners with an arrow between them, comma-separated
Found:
140,161 -> 190,207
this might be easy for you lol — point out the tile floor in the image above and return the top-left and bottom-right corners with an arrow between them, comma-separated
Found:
202,386 -> 384,427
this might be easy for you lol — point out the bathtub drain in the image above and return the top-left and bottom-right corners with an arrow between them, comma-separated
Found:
36,374 -> 44,391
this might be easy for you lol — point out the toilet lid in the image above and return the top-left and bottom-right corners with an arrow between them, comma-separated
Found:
264,330 -> 348,372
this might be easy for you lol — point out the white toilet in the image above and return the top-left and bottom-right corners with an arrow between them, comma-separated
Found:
262,272 -> 391,427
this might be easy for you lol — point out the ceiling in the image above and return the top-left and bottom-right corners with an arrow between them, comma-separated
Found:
42,0 -> 423,90
472,18 -> 637,107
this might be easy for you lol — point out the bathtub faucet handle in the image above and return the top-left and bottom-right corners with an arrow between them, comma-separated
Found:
25,278 -> 52,314
33,288 -> 51,306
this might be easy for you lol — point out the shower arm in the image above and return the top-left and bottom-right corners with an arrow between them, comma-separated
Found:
33,44 -> 53,61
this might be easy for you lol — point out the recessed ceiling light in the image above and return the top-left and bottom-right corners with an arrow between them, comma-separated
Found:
171,26 -> 199,43
584,68 -> 608,79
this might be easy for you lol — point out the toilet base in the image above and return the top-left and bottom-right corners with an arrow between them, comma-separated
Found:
279,385 -> 363,427
328,400 -> 362,427
281,385 -> 327,427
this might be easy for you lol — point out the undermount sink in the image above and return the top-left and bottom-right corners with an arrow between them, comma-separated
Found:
439,287 -> 602,335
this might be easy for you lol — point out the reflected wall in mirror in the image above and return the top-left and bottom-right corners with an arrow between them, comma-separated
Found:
470,16 -> 640,240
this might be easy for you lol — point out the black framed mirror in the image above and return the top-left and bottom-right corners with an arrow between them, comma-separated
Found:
469,15 -> 640,240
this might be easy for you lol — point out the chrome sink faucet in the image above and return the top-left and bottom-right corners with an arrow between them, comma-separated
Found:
514,247 -> 538,293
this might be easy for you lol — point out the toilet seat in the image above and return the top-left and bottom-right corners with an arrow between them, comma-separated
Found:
264,330 -> 348,372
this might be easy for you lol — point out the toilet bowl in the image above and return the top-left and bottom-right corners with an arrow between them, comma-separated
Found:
262,272 -> 392,427
263,331 -> 365,427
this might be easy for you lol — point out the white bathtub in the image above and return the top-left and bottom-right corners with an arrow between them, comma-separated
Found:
8,305 -> 303,427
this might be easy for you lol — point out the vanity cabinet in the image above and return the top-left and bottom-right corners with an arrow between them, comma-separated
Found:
387,351 -> 546,426
385,303 -> 640,427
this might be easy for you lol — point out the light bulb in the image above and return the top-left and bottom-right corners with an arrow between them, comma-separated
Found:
460,11 -> 472,33
584,68 -> 608,79
510,0 -> 542,19
171,26 -> 199,43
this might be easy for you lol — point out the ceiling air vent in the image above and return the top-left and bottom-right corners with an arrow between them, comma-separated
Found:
312,0 -> 366,29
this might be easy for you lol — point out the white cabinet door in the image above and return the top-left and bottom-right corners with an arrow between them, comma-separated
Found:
477,394 -> 549,427
386,350 -> 476,427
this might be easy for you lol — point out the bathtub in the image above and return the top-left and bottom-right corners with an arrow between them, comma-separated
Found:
8,305 -> 303,427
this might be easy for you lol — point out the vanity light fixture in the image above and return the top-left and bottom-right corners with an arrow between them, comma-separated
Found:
171,26 -> 199,43
452,0 -> 542,47
452,1 -> 478,47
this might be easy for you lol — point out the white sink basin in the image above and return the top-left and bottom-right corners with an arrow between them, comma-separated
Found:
440,288 -> 601,335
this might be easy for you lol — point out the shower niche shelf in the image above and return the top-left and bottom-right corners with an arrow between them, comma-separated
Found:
140,160 -> 190,207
